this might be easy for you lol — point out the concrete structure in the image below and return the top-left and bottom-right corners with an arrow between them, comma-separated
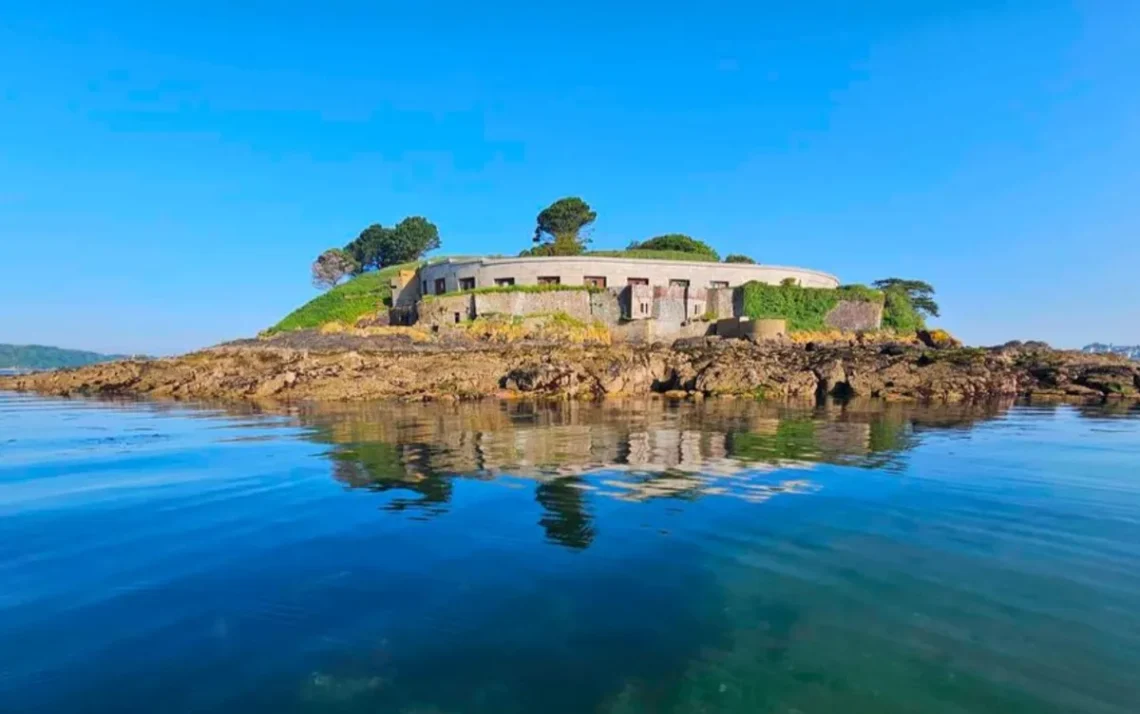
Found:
716,318 -> 788,342
417,256 -> 839,295
387,255 -> 878,340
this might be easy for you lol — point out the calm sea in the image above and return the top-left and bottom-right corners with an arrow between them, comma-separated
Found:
2,393 -> 1139,714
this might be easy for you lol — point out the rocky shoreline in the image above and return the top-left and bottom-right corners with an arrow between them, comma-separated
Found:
3,332 -> 1139,404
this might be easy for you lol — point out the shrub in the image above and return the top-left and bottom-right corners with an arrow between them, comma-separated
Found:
586,249 -> 719,262
421,283 -> 601,301
724,254 -> 756,264
881,288 -> 924,334
627,234 -> 719,261
740,282 -> 883,332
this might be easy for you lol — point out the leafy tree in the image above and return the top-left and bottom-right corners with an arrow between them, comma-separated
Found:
311,248 -> 360,290
882,289 -> 923,333
872,278 -> 940,318
345,224 -> 390,272
532,197 -> 596,255
345,216 -> 441,271
724,253 -> 756,264
628,234 -> 719,261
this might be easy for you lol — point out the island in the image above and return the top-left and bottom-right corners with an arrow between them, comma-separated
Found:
3,198 -> 1139,403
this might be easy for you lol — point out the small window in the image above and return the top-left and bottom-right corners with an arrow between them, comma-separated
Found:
693,304 -> 701,315
434,278 -> 447,294
710,280 -> 729,289
537,276 -> 560,285
641,302 -> 650,315
421,280 -> 428,293
459,277 -> 476,291
669,279 -> 690,288
494,277 -> 515,287
454,312 -> 461,324
584,276 -> 607,288
628,277 -> 649,286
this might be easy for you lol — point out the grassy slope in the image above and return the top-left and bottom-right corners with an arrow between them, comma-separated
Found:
585,249 -> 720,262
268,262 -> 419,333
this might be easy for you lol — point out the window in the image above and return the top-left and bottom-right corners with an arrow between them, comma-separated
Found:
459,277 -> 476,291
628,277 -> 649,286
421,280 -> 428,294
710,280 -> 729,289
537,276 -> 561,285
454,312 -> 462,324
669,279 -> 690,288
694,304 -> 701,315
584,276 -> 607,288
640,302 -> 650,315
494,277 -> 515,287
434,278 -> 447,294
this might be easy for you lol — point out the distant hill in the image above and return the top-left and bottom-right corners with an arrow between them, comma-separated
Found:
1082,343 -> 1140,361
0,344 -> 126,370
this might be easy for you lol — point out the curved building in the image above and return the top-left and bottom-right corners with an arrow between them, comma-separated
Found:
416,255 -> 838,296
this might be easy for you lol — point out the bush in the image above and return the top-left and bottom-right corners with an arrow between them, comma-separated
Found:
421,283 -> 600,301
586,249 -> 719,262
740,282 -> 883,332
724,254 -> 756,264
881,288 -> 924,334
627,234 -> 719,261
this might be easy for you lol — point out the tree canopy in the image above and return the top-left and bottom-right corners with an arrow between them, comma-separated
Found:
872,278 -> 940,318
724,253 -> 756,264
311,248 -> 359,290
345,217 -> 441,271
531,197 -> 596,255
628,234 -> 719,261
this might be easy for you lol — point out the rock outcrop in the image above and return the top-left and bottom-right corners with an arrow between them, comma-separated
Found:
2,334 -> 1138,404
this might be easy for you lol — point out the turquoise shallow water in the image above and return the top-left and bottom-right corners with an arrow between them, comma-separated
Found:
2,393 -> 1139,713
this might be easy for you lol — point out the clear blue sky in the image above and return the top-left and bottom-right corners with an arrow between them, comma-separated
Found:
2,1 -> 1137,354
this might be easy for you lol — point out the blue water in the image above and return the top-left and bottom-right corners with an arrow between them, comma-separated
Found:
2,394 -> 1139,713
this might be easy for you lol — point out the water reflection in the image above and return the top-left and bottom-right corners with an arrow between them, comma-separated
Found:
299,399 -> 1008,549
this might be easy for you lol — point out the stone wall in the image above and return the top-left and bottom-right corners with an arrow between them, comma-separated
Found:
652,285 -> 688,329
417,290 -> 595,328
824,300 -> 883,332
417,294 -> 475,327
589,290 -> 622,325
473,290 -> 593,322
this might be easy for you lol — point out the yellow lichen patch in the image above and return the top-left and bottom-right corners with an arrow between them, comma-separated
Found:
354,326 -> 433,342
924,328 -> 961,348
317,321 -> 433,341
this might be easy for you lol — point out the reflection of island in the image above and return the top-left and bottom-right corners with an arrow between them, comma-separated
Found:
300,399 -> 1008,549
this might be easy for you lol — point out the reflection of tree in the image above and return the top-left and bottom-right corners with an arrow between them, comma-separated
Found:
535,477 -> 596,549
330,442 -> 453,517
727,419 -> 818,462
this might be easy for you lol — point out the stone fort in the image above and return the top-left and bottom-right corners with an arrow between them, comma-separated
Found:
387,255 -> 880,340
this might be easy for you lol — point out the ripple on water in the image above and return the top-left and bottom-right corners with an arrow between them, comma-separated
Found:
1,393 -> 1140,713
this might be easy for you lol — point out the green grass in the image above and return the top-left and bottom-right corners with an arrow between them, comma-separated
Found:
585,249 -> 720,262
267,262 -> 420,333
740,282 -> 883,332
417,280 -> 597,301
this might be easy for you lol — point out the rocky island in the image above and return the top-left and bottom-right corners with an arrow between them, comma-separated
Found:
3,330 -> 1138,404
7,204 -> 1138,406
